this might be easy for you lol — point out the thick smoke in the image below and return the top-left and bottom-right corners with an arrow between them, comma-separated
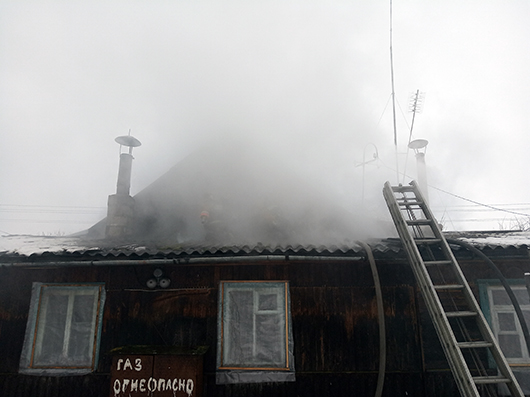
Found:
76,2 -> 400,245
91,135 -> 397,246
3,1 -> 527,236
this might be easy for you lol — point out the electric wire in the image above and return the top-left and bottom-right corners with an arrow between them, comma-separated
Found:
0,204 -> 105,214
374,156 -> 530,226
396,97 -> 411,132
430,186 -> 530,218
376,94 -> 393,126
0,219 -> 96,224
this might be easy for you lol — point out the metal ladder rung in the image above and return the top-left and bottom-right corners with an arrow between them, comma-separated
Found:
473,375 -> 511,385
406,219 -> 432,225
457,341 -> 493,349
446,311 -> 478,318
434,284 -> 464,290
424,260 -> 453,266
391,185 -> 415,192
398,200 -> 423,207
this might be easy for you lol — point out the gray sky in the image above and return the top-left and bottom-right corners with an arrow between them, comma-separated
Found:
1,0 -> 529,236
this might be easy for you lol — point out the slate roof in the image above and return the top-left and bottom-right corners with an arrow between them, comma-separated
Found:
0,233 -> 373,262
1,231 -> 529,265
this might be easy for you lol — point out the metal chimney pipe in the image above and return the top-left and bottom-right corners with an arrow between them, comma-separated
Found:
415,151 -> 429,204
408,139 -> 429,204
116,153 -> 133,195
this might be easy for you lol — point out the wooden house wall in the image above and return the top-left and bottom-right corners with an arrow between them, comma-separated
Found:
1,253 -> 527,396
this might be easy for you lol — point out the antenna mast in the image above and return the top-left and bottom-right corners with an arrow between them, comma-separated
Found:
402,89 -> 425,184
408,89 -> 425,145
389,0 -> 399,183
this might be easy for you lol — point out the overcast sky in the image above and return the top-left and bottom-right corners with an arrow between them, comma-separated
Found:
1,1 -> 529,236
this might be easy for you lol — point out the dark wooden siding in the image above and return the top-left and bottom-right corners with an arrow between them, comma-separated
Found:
2,255 -> 525,396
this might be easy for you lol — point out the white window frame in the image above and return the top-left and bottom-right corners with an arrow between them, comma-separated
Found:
486,284 -> 530,364
216,281 -> 295,384
479,280 -> 530,365
19,283 -> 106,375
479,280 -> 530,395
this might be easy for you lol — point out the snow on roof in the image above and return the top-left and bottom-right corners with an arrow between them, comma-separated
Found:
1,231 -> 529,260
0,234 -> 100,257
446,231 -> 530,249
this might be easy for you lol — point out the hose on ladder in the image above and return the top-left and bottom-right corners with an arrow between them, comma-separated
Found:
359,241 -> 386,397
447,238 -> 530,356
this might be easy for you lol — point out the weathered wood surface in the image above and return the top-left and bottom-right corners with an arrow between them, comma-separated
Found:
1,256 -> 525,396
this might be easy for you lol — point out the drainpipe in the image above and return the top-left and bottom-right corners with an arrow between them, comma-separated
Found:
0,255 -> 365,268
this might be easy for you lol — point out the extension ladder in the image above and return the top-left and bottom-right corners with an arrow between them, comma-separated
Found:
383,181 -> 524,397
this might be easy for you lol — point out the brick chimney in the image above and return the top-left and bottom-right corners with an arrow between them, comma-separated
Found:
106,134 -> 141,238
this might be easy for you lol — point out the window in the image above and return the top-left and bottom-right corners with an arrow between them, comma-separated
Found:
480,282 -> 530,363
20,283 -> 106,375
479,280 -> 530,394
216,281 -> 295,384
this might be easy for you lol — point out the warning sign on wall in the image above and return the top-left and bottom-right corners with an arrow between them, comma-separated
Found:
109,347 -> 207,397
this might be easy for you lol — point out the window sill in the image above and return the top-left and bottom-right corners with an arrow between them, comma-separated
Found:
216,370 -> 295,384
19,368 -> 94,377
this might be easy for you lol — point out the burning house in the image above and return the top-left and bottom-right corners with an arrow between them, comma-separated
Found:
1,136 -> 529,397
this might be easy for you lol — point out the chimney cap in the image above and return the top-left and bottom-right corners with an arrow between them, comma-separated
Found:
115,135 -> 142,148
408,139 -> 428,150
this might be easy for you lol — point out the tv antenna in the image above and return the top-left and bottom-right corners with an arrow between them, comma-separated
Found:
402,90 -> 425,184
407,90 -> 425,146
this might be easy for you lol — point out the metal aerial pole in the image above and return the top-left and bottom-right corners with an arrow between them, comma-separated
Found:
389,0 -> 399,183
408,90 -> 422,144
402,89 -> 425,184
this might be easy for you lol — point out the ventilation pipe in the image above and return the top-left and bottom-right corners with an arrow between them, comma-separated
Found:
408,139 -> 429,204
106,134 -> 141,238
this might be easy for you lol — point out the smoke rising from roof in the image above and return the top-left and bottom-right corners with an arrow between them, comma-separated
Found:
1,1 -> 529,235
91,136 -> 396,246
